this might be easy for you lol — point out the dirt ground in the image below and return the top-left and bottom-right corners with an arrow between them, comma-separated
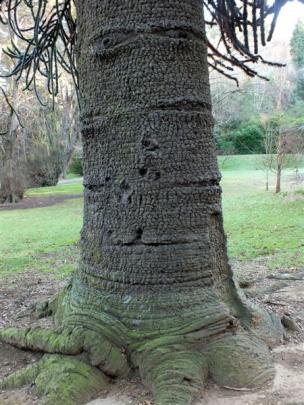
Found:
0,194 -> 82,211
0,261 -> 303,405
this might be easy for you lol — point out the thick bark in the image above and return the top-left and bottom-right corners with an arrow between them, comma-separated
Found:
0,1 -> 284,404
72,0 -> 237,337
69,0 -> 281,340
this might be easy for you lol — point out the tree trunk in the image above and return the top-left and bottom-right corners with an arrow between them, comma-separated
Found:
0,1 -> 284,404
68,0 -> 282,399
275,135 -> 284,194
0,79 -> 25,204
266,170 -> 269,191
275,163 -> 282,193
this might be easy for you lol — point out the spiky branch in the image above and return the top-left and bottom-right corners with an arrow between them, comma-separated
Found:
0,0 -> 78,104
0,0 -> 298,98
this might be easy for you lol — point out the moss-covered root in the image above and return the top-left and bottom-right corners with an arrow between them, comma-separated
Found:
206,331 -> 275,389
0,355 -> 108,405
0,326 -> 129,377
0,327 -> 83,354
137,345 -> 208,405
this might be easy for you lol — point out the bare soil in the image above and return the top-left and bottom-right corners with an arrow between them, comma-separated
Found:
0,261 -> 303,405
0,194 -> 82,211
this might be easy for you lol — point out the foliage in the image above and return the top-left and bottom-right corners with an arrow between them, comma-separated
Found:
290,21 -> 304,100
217,121 -> 265,154
68,151 -> 83,176
25,143 -> 64,187
290,21 -> 304,69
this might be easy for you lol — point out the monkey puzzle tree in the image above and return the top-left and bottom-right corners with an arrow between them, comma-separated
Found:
0,0 -> 294,404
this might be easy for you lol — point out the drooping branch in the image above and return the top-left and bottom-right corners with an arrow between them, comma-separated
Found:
0,0 -> 297,97
203,0 -> 294,82
0,0 -> 78,104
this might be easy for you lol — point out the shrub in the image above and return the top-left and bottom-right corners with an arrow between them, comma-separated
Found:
68,152 -> 83,176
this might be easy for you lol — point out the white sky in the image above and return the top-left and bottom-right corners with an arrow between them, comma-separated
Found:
275,1 -> 304,41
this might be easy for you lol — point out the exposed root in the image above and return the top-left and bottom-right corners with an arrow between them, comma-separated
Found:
248,306 -> 285,347
32,288 -> 66,320
0,355 -> 107,405
0,287 -> 286,404
0,326 -> 129,377
136,344 -> 208,405
0,327 -> 84,354
206,331 -> 275,388
0,322 -> 281,405
233,283 -> 285,347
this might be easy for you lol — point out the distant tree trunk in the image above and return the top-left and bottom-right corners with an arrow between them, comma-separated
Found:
60,86 -> 80,179
0,79 -> 24,203
275,163 -> 282,193
275,135 -> 284,194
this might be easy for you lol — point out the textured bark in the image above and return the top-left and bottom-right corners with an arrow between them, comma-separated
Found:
68,0 -> 278,339
0,1 -> 284,404
72,0 -> 236,338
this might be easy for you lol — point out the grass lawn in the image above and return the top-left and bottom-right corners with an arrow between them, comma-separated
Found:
26,178 -> 83,197
0,155 -> 303,279
0,198 -> 83,278
221,159 -> 304,270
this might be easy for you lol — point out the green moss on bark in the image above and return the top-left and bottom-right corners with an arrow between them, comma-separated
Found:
0,355 -> 107,405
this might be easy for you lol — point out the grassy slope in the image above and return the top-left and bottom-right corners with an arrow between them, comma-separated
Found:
0,155 -> 303,279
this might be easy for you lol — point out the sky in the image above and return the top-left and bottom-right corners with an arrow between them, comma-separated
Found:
254,1 -> 304,63
275,0 -> 304,41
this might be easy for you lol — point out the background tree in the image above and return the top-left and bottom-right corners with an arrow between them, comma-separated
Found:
290,20 -> 304,100
0,1 -> 296,404
0,4 -> 80,203
259,114 -> 277,191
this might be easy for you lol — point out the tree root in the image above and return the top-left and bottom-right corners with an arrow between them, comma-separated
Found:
0,323 -> 280,405
206,331 -> 274,388
0,326 -> 129,377
31,287 -> 69,323
0,355 -> 107,405
0,288 -> 286,404
136,345 -> 208,405
132,328 -> 275,405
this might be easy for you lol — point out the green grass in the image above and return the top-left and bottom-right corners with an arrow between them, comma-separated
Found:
0,198 -> 83,278
220,156 -> 304,269
218,154 -> 263,171
0,155 -> 303,279
26,179 -> 83,197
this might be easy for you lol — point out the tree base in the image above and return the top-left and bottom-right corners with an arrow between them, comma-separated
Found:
0,293 -> 284,405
